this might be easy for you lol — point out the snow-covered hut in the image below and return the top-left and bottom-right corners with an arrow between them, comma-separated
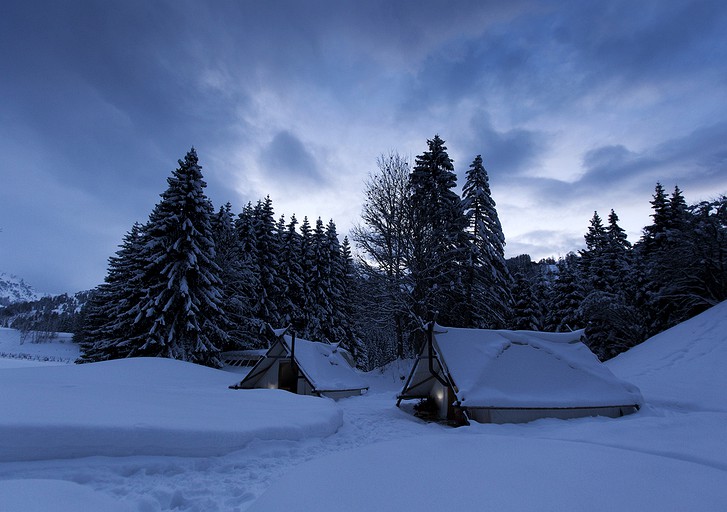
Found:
231,332 -> 368,399
397,324 -> 642,424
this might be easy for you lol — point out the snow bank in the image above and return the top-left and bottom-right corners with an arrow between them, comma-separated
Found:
608,300 -> 727,412
0,479 -> 132,512
0,357 -> 342,461
249,433 -> 727,512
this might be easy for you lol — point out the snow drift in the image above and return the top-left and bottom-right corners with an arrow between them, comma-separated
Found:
608,299 -> 727,412
0,357 -> 342,461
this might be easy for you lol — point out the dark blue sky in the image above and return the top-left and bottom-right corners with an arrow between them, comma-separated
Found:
2,0 -> 726,294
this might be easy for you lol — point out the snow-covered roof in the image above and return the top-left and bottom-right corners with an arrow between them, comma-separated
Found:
283,336 -> 367,392
433,326 -> 642,408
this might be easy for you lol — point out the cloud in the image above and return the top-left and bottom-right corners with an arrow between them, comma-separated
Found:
556,1 -> 727,86
576,122 -> 727,193
467,112 -> 549,176
260,131 -> 324,188
2,1 -> 727,293
505,229 -> 584,261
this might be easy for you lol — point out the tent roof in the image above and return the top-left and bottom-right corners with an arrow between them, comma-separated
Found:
283,336 -> 368,392
432,326 -> 642,408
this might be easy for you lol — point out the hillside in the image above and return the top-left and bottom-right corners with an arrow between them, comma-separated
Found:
607,299 -> 727,412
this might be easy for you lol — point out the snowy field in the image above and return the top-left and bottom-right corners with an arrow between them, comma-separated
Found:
0,327 -> 78,366
1,304 -> 727,511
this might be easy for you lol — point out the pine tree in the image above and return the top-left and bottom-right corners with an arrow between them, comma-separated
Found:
600,209 -> 632,293
231,203 -> 263,347
133,148 -> 227,366
306,217 -> 331,342
640,186 -> 727,331
641,182 -> 669,254
338,236 -> 366,365
580,211 -> 609,292
211,203 -> 256,350
78,222 -> 147,362
461,154 -> 512,328
278,214 -> 305,327
578,209 -> 646,359
298,216 -> 316,335
509,272 -> 541,330
544,254 -> 583,332
251,196 -> 283,334
408,135 -> 468,329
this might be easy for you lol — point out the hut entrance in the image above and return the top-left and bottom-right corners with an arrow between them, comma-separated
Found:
278,359 -> 297,393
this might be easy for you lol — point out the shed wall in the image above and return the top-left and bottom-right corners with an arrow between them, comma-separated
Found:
467,405 -> 638,424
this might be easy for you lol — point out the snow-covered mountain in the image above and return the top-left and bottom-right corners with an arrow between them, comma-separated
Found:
0,273 -> 41,305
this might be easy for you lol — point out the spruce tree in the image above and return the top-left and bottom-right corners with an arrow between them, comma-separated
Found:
642,182 -> 669,254
408,135 -> 468,329
278,214 -> 305,327
230,203 -> 263,347
78,222 -> 147,362
298,216 -> 316,335
509,272 -> 541,331
544,255 -> 583,332
251,196 -> 283,333
338,236 -> 366,364
578,209 -> 646,359
580,211 -> 609,292
134,148 -> 227,366
640,185 -> 726,331
306,217 -> 331,341
461,154 -> 512,328
212,203 -> 256,350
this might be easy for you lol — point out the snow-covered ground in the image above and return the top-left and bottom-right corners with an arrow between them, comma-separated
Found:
1,303 -> 727,511
0,327 -> 78,365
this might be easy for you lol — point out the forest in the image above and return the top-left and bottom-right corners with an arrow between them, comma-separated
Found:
64,137 -> 727,369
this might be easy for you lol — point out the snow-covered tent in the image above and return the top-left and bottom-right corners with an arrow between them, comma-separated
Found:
231,332 -> 368,399
397,324 -> 642,424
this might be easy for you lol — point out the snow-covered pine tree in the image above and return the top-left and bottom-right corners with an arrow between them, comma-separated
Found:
640,185 -> 726,332
509,271 -> 542,331
544,254 -> 584,333
461,154 -> 512,328
641,182 -> 669,255
579,211 -> 609,292
298,216 -> 316,335
211,203 -> 254,350
305,218 -> 331,342
338,236 -> 367,366
323,220 -> 344,342
684,197 -> 727,314
230,203 -> 263,348
251,196 -> 283,334
598,209 -> 632,293
77,222 -> 148,362
133,148 -> 227,366
579,209 -> 646,359
277,214 -> 305,327
408,135 -> 468,329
